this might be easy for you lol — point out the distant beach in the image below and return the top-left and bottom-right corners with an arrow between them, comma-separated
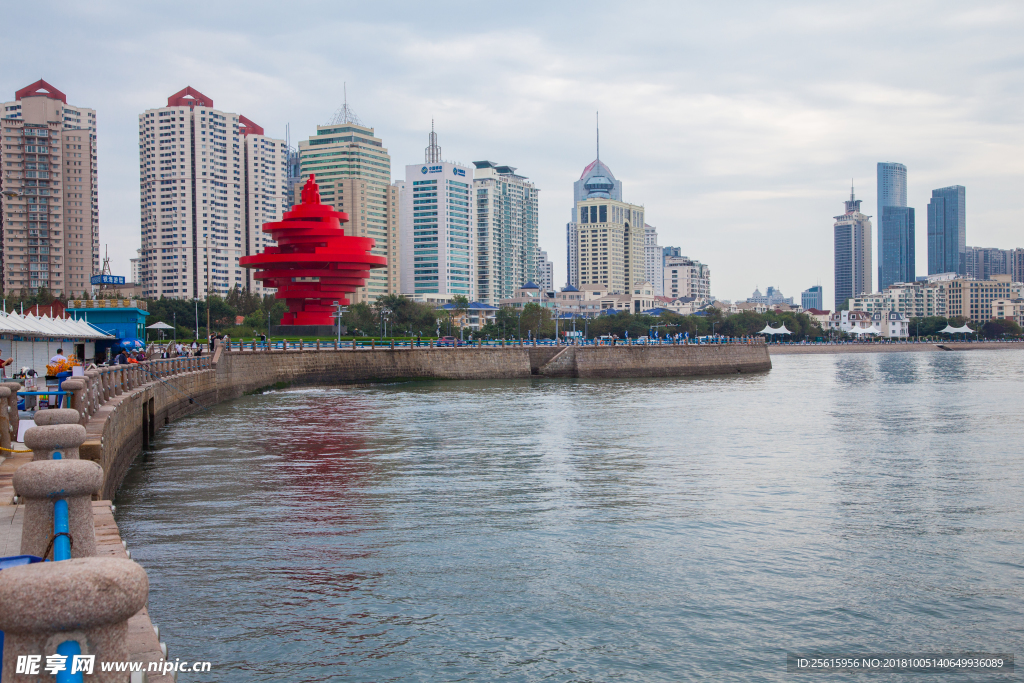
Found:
768,341 -> 1024,355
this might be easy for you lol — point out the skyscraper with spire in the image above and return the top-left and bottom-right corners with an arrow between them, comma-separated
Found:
833,183 -> 872,309
399,124 -> 475,300
567,114 -> 645,292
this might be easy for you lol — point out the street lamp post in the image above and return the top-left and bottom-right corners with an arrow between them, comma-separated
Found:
331,301 -> 348,346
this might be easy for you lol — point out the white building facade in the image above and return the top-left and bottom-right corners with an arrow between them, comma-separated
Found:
472,161 -> 539,305
664,255 -> 710,300
644,223 -> 663,295
399,127 -> 474,300
138,87 -> 286,300
537,249 -> 554,292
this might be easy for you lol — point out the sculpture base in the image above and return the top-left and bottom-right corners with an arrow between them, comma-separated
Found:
270,324 -> 345,338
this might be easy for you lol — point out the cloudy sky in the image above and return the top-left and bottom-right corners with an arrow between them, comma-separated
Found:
4,1 -> 1023,304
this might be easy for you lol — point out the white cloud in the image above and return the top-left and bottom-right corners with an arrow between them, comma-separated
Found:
2,0 -> 1023,305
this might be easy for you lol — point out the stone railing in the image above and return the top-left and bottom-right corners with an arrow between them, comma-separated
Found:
59,356 -> 213,428
0,409 -> 149,680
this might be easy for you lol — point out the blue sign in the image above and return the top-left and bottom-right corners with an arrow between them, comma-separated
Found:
421,166 -> 428,174
90,274 -> 126,285
426,165 -> 443,174
453,168 -> 466,177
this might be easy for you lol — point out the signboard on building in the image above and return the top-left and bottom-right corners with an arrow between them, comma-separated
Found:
90,274 -> 126,285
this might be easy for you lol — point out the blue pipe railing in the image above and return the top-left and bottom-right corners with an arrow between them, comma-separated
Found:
55,639 -> 83,683
52,445 -> 82,680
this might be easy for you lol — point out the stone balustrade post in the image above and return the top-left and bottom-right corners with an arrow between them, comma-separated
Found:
113,367 -> 123,396
1,380 -> 21,442
0,557 -> 149,683
25,416 -> 87,461
14,458 -> 103,559
0,387 -> 10,452
103,369 -> 113,401
85,370 -> 100,413
61,379 -> 87,424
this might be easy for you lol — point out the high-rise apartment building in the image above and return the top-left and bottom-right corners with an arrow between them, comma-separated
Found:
927,185 -> 966,276
296,120 -> 399,303
1,80 -> 98,296
567,150 -> 644,293
663,255 -> 710,300
833,186 -> 872,309
877,162 -> 914,290
801,285 -> 823,311
138,87 -> 287,300
472,160 -> 539,305
965,246 -> 1010,280
130,249 -> 141,284
644,223 -> 663,295
537,249 -> 554,292
1010,249 -> 1024,284
399,127 -> 474,299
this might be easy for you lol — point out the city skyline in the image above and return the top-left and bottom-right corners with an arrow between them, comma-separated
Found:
3,2 -> 1024,302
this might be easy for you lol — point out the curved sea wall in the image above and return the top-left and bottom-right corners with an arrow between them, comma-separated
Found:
74,342 -> 770,498
213,342 -> 772,399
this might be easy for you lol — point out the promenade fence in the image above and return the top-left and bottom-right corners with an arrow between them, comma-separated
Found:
217,336 -> 768,352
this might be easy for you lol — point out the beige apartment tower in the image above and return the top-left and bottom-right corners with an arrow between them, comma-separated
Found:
1,80 -> 98,296
296,119 -> 399,304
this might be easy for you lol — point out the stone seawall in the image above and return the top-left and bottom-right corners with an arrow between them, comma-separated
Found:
81,369 -> 218,500
76,343 -> 770,497
215,343 -> 773,399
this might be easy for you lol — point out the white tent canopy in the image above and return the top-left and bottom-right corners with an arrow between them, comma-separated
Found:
939,324 -> 974,334
758,324 -> 792,335
0,312 -> 112,340
147,322 -> 174,330
851,326 -> 881,335
0,312 -> 114,375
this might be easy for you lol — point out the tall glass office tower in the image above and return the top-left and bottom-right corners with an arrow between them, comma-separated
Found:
878,207 -> 915,289
877,162 -> 907,210
877,162 -> 913,289
927,185 -> 966,276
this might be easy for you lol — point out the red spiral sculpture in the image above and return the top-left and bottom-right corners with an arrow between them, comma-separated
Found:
240,175 -> 387,325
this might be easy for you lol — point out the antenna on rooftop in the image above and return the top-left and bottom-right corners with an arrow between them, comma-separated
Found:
328,83 -> 362,126
596,111 -> 600,162
425,119 -> 442,163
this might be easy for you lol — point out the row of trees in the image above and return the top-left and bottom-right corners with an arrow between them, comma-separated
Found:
8,284 -> 1024,341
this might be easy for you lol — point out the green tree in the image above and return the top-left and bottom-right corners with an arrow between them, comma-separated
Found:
982,318 -> 1021,338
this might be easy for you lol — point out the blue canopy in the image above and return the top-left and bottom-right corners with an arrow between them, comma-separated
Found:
118,338 -> 146,350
